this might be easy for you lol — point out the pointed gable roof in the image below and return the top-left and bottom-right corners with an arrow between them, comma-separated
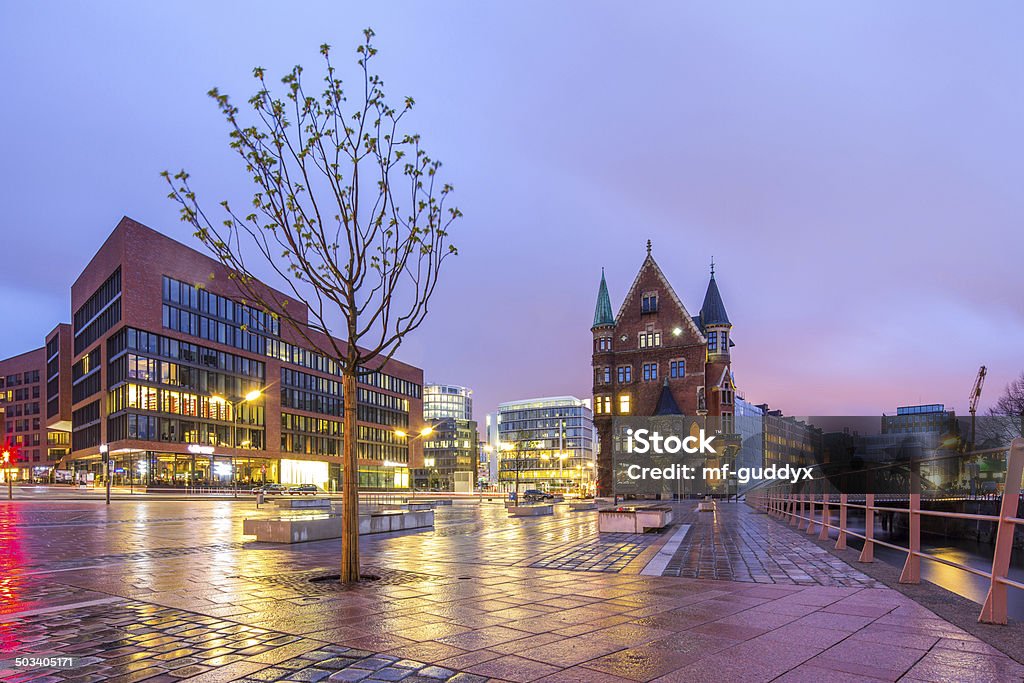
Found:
615,248 -> 706,342
654,378 -> 683,415
592,268 -> 615,328
699,272 -> 730,328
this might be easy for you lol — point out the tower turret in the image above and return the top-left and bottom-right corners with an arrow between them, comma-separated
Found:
699,258 -> 731,361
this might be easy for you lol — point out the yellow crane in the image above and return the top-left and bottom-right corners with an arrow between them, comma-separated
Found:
969,365 -> 987,451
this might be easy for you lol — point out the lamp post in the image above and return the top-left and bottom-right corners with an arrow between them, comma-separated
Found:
3,449 -> 11,500
100,443 -> 110,505
395,424 -> 436,495
211,389 -> 262,496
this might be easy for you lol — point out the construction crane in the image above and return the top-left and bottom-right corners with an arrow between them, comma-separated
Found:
968,365 -> 987,452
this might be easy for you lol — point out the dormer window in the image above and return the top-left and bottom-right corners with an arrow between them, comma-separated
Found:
641,292 -> 658,314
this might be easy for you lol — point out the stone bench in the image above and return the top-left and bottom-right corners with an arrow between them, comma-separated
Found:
274,497 -> 332,509
242,509 -> 434,543
598,505 -> 674,533
568,501 -> 598,511
408,498 -> 453,506
508,504 -> 553,517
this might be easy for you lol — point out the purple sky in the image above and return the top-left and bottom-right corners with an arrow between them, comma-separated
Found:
1,2 -> 1022,422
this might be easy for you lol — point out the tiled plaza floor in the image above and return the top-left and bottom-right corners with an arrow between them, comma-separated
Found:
1,495 -> 1022,682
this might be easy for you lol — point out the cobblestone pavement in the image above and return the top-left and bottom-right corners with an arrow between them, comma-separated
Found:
660,505 -> 881,586
1,495 -> 1022,682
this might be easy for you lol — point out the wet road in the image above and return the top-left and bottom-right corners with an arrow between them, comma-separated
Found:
1,496 -> 1022,682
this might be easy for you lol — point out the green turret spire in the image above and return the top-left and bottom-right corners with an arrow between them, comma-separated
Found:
592,268 -> 614,328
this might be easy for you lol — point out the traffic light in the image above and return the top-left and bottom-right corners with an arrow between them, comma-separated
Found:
1,450 -> 9,465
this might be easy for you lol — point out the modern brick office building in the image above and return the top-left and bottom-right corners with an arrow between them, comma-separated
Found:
590,242 -> 737,495
2,216 -> 425,490
0,348 -> 47,480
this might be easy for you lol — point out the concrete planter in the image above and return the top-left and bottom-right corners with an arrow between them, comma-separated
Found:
243,509 -> 434,543
508,505 -> 553,517
598,505 -> 674,533
275,497 -> 332,509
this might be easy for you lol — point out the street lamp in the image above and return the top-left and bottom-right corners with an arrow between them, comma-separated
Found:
394,424 -> 440,493
2,448 -> 11,500
100,443 -> 110,505
210,389 -> 263,494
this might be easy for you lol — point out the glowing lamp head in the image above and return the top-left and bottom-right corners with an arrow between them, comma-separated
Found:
394,429 -> 408,438
419,427 -> 434,437
244,389 -> 262,402
673,327 -> 682,336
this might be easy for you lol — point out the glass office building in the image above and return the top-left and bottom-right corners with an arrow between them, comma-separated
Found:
497,395 -> 595,495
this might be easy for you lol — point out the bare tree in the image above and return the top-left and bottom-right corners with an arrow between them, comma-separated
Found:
501,431 -> 537,501
163,29 -> 461,583
983,372 -> 1024,445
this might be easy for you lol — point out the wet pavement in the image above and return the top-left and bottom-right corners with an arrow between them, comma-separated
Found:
1,495 -> 1022,682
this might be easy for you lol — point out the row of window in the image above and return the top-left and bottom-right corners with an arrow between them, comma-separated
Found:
5,419 -> 41,433
3,385 -> 40,401
113,328 -> 265,379
2,399 -> 40,415
110,354 -> 262,399
74,268 -> 122,331
1,370 -> 41,388
594,394 -> 631,415
108,413 -> 265,449
163,304 -> 267,355
268,339 -> 421,399
75,299 -> 121,356
71,373 -> 102,404
596,360 -> 687,385
73,348 -> 100,382
107,383 -> 264,425
163,276 -> 279,336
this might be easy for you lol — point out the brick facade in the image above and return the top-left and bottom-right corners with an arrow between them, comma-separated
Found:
591,246 -> 735,496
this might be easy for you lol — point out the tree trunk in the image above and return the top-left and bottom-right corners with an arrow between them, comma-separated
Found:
341,370 -> 360,582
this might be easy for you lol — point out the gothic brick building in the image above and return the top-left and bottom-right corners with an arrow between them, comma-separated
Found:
591,241 -> 736,495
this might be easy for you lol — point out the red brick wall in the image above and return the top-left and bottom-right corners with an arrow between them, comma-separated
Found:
69,217 -> 423,468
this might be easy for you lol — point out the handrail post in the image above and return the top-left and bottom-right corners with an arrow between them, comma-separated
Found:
796,492 -> 806,529
859,493 -> 874,562
899,459 -> 922,584
818,481 -> 830,540
806,487 -> 817,535
980,439 -> 1024,624
788,493 -> 795,524
836,493 -> 848,550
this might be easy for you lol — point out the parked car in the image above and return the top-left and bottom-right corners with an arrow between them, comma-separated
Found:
522,489 -> 554,503
251,483 -> 288,495
287,484 -> 321,495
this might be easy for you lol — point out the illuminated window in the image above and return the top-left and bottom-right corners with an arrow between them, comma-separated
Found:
619,394 -> 631,414
639,332 -> 661,348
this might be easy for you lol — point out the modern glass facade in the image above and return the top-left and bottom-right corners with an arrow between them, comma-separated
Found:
497,396 -> 595,494
423,384 -> 473,421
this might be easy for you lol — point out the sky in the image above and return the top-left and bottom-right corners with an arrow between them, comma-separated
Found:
1,2 -> 1022,421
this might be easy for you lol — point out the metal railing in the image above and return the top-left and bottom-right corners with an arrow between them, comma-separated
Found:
746,438 -> 1024,625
